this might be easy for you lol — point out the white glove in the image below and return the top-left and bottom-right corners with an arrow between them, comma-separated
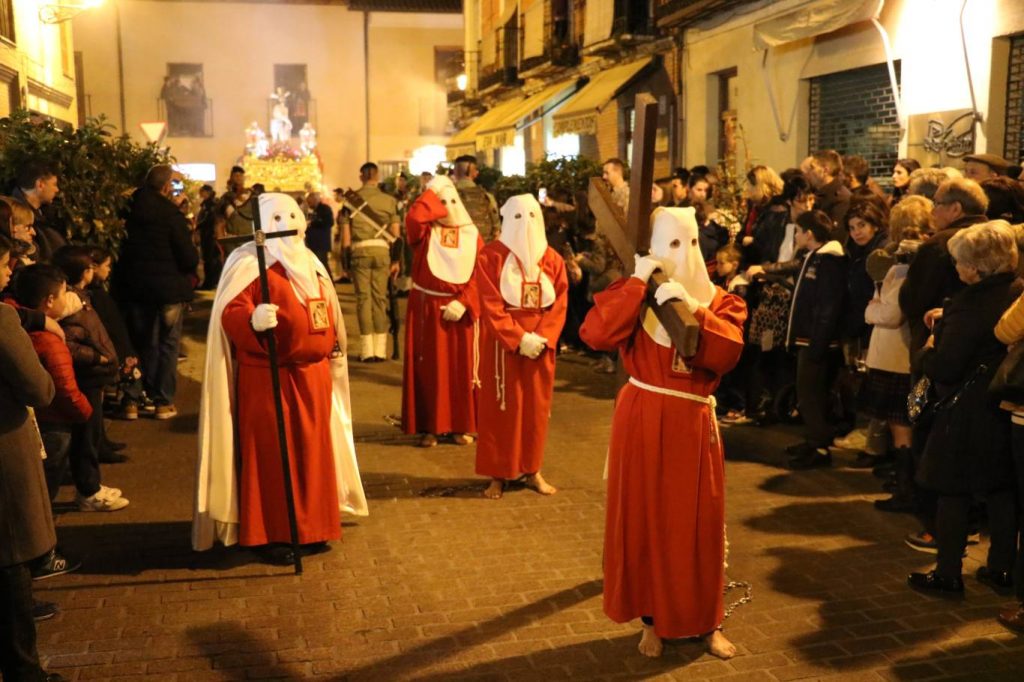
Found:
251,303 -> 279,332
654,281 -> 699,313
441,299 -> 466,322
518,331 -> 548,359
632,254 -> 662,283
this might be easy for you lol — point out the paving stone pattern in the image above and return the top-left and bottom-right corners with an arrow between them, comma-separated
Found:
34,287 -> 1024,681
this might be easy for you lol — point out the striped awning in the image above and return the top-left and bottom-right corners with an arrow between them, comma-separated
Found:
475,78 -> 583,151
445,97 -> 525,160
552,58 -> 652,137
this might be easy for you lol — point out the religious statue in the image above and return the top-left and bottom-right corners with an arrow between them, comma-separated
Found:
299,122 -> 317,155
245,121 -> 269,157
270,87 -> 293,143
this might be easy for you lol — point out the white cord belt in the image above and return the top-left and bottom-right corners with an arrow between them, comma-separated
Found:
628,377 -> 719,444
412,282 -> 453,297
351,239 -> 390,250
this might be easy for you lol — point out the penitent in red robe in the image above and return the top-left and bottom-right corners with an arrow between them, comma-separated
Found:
401,192 -> 483,435
579,277 -> 746,638
475,242 -> 568,479
221,262 -> 341,546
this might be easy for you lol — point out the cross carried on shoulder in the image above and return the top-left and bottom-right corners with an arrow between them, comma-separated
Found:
587,93 -> 701,357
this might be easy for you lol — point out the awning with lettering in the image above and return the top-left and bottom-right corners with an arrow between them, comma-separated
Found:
445,97 -> 525,161
552,58 -> 651,137
476,78 -> 583,151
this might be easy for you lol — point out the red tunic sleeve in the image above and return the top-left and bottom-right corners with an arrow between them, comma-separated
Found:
221,276 -> 270,356
477,245 -> 525,351
686,290 -> 747,376
535,249 -> 569,350
405,190 -> 445,246
579,276 -> 647,351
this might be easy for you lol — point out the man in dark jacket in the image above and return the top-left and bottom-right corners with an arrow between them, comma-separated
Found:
802,150 -> 851,237
898,177 -> 989,369
0,302 -> 65,682
785,209 -> 848,469
12,160 -> 66,264
304,191 -> 335,277
114,165 -> 198,420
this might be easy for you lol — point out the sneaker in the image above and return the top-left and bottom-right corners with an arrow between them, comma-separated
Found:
153,404 -> 177,420
140,396 -> 156,414
118,402 -> 139,421
33,600 -> 59,622
905,530 -> 938,554
77,488 -> 130,512
31,549 -> 82,581
98,484 -> 123,499
833,428 -> 868,450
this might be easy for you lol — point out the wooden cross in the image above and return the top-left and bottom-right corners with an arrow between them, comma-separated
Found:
587,92 -> 700,357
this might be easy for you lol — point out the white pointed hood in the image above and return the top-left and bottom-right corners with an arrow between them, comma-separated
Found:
423,175 -> 479,284
650,207 -> 716,306
499,194 -> 547,279
259,193 -> 322,305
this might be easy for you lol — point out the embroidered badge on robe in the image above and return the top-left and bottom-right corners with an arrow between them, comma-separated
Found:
308,298 -> 330,333
671,352 -> 692,374
521,281 -> 541,309
440,226 -> 460,248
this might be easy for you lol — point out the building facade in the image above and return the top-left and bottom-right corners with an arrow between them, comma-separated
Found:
451,0 -> 1024,182
71,0 -> 463,189
0,0 -> 80,126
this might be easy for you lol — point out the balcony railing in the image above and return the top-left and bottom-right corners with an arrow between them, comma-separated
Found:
478,65 -> 520,92
157,97 -> 213,138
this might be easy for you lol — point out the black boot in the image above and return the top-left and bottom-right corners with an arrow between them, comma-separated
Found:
875,446 -> 915,513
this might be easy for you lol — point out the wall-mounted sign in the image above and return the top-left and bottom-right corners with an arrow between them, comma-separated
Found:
907,109 -> 976,167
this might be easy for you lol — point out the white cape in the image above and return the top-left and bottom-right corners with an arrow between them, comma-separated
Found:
191,243 -> 368,551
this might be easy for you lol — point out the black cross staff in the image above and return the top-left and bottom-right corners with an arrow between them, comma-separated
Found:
220,194 -> 304,574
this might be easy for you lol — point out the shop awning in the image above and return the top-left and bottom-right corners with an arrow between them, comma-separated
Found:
552,58 -> 651,137
476,78 -> 583,151
753,0 -> 879,49
445,97 -> 525,161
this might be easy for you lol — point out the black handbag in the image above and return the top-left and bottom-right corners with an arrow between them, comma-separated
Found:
989,343 -> 1024,402
909,365 -> 988,425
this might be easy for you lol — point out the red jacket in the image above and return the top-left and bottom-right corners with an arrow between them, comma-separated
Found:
6,301 -> 93,424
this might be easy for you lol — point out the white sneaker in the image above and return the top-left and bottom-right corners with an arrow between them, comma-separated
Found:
833,428 -> 868,450
77,487 -> 130,512
98,484 -> 122,499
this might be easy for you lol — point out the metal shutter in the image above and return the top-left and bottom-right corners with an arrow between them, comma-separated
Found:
808,62 -> 901,187
1005,35 -> 1024,166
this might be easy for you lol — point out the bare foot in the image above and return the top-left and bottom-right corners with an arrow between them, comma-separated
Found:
525,472 -> 557,495
638,624 -> 663,657
483,479 -> 503,499
704,630 -> 736,659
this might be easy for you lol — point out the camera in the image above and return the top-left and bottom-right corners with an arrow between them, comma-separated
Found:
171,179 -> 184,196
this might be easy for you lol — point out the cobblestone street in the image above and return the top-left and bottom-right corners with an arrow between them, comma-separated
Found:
32,285 -> 1024,681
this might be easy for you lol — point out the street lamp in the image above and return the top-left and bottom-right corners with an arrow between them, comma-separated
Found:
38,0 -> 105,25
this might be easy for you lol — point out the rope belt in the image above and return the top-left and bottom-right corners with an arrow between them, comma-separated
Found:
627,376 -> 719,444
412,282 -> 452,297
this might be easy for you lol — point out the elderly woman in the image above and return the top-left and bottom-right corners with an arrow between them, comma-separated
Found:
908,221 -> 1022,595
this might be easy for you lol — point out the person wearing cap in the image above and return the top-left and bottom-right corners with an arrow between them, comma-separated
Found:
474,194 -> 568,499
962,153 -> 1010,183
579,207 -> 746,661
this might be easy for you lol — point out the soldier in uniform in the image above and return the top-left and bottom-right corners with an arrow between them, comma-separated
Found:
453,155 -> 500,243
343,162 -> 400,362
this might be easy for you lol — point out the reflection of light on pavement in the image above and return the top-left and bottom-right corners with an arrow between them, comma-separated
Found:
409,145 -> 447,174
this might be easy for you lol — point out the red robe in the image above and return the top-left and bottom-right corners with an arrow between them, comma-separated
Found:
579,277 -> 746,638
475,242 -> 568,479
401,191 -> 483,435
221,263 -> 341,546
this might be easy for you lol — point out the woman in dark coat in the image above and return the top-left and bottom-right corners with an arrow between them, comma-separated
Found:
909,221 -> 1022,595
0,268 -> 59,681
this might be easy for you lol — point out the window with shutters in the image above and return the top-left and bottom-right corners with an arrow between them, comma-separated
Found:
808,62 -> 901,188
0,0 -> 14,44
1004,35 -> 1024,166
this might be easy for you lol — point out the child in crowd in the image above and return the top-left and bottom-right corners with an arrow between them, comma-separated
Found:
714,244 -> 752,423
11,263 -> 128,512
87,246 -> 146,420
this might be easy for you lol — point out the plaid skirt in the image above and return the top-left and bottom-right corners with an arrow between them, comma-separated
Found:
859,368 -> 912,425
